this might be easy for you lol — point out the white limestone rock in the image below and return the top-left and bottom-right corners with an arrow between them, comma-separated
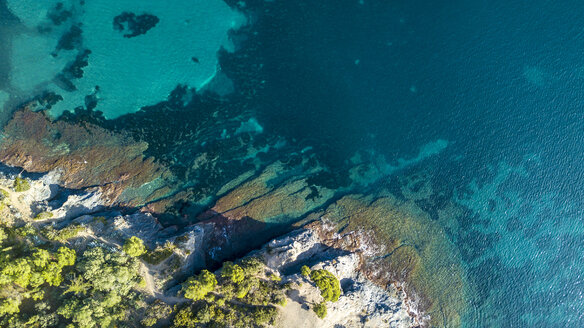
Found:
263,229 -> 326,269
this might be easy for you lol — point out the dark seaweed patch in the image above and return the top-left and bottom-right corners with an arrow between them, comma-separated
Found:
53,49 -> 91,92
47,2 -> 72,26
56,24 -> 82,51
113,12 -> 159,38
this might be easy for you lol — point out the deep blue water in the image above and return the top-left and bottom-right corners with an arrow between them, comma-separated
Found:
2,0 -> 584,326
242,0 -> 584,326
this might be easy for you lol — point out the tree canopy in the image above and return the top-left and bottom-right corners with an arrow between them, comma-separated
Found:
123,236 -> 147,257
310,269 -> 341,302
221,261 -> 245,284
182,270 -> 217,301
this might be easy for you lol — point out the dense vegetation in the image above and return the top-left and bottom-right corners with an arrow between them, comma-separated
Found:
0,218 -> 300,328
0,224 -> 152,328
175,257 -> 286,328
309,269 -> 341,303
0,174 -> 344,327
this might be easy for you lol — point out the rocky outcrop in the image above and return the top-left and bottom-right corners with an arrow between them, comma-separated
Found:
210,161 -> 334,224
0,158 -> 468,327
0,109 -> 176,207
254,226 -> 416,328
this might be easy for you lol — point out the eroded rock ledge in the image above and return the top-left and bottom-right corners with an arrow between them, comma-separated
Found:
0,109 -> 176,207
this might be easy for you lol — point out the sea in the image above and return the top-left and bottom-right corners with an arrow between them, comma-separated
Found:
1,0 -> 583,326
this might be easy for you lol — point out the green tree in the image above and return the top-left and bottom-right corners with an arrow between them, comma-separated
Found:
25,302 -> 58,327
41,262 -> 63,286
0,228 -> 6,245
313,302 -> 327,319
0,298 -> 20,316
77,246 -> 141,294
63,274 -> 91,295
140,300 -> 171,327
31,249 -> 51,269
182,270 -> 217,301
13,176 -> 30,192
309,269 -> 341,302
56,247 -> 76,267
56,298 -> 78,320
3,258 -> 32,287
240,256 -> 264,276
301,265 -> 311,277
173,307 -> 197,328
123,236 -> 147,257
221,261 -> 245,284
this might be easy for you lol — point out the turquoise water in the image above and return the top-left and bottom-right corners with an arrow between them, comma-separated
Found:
0,0 -> 244,118
2,0 -> 584,326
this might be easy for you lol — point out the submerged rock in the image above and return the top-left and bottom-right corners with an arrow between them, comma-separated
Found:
0,109 -> 176,207
317,194 -> 468,327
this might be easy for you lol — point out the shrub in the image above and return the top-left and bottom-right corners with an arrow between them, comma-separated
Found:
13,176 -> 30,192
309,269 -> 341,302
14,224 -> 36,237
33,211 -> 53,221
142,241 -> 175,265
221,261 -> 245,284
141,300 -> 172,327
313,302 -> 327,319
235,280 -> 252,299
251,306 -> 278,326
93,216 -> 108,225
182,270 -> 217,301
269,273 -> 281,282
272,293 -> 287,306
240,256 -> 264,276
0,227 -> 6,245
301,265 -> 311,277
42,224 -> 86,242
123,236 -> 147,257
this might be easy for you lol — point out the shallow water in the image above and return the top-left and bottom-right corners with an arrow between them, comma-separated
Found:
2,0 -> 584,326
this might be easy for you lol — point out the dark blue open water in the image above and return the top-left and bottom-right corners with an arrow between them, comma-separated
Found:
2,0 -> 584,326
250,1 -> 584,325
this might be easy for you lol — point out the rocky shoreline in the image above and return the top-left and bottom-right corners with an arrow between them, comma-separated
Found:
0,165 -> 423,327
0,108 -> 468,327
